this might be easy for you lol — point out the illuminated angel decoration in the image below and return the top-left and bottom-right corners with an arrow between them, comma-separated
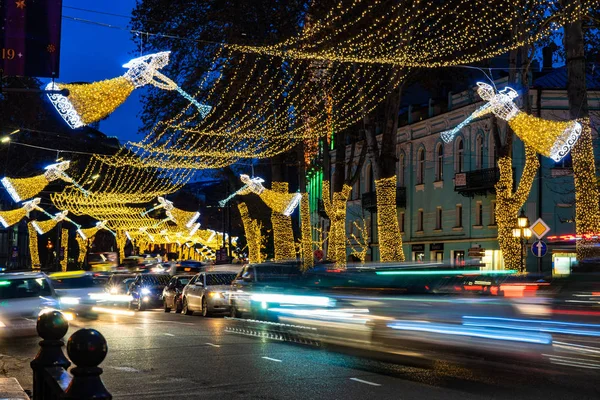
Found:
46,51 -> 212,129
441,82 -> 582,162
238,175 -> 301,216
1,161 -> 87,203
0,198 -> 44,228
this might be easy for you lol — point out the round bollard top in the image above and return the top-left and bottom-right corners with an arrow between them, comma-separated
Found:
36,310 -> 69,340
67,329 -> 108,368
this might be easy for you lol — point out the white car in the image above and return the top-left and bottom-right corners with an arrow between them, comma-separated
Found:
48,271 -> 107,317
0,272 -> 67,336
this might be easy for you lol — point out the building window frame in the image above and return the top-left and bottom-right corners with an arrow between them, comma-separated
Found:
435,207 -> 443,230
435,143 -> 444,181
455,137 -> 464,173
417,209 -> 424,232
455,204 -> 463,228
417,147 -> 425,185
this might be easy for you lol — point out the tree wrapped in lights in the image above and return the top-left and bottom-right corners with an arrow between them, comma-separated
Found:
349,219 -> 369,263
322,181 -> 352,266
75,234 -> 87,265
495,145 -> 539,272
28,223 -> 40,268
300,193 -> 314,271
269,182 -> 297,261
238,202 -> 263,264
375,176 -> 405,262
60,229 -> 69,272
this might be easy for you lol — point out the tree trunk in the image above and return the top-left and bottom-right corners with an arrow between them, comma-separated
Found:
300,193 -> 313,270
270,182 -> 296,261
322,180 -> 351,266
238,202 -> 262,264
364,69 -> 405,262
495,144 -> 540,272
563,1 -> 600,259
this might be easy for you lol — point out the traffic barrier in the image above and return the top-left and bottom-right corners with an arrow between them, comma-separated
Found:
30,310 -> 111,400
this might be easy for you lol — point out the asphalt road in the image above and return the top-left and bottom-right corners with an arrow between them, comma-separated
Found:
1,308 -> 599,400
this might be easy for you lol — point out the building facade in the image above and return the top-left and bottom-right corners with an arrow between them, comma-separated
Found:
319,69 -> 600,274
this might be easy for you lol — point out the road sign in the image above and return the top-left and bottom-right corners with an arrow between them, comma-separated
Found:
531,240 -> 547,258
468,247 -> 485,258
530,218 -> 551,239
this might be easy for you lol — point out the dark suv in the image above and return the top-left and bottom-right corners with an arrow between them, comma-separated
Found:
128,274 -> 170,311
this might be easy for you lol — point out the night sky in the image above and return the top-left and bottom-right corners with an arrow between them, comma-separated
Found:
55,1 -> 143,143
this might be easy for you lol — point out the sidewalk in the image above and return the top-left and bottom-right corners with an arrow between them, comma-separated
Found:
0,378 -> 28,399
0,354 -> 30,399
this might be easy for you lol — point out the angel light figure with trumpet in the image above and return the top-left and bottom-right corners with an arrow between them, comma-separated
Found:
441,82 -> 582,162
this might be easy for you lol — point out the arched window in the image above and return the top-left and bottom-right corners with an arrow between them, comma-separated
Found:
435,143 -> 444,181
489,134 -> 497,168
417,147 -> 425,184
475,135 -> 484,170
455,137 -> 464,173
398,153 -> 405,187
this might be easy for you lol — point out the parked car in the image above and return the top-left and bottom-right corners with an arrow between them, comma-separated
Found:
162,275 -> 194,313
128,274 -> 170,311
181,271 -> 238,317
48,271 -> 106,317
0,272 -> 68,336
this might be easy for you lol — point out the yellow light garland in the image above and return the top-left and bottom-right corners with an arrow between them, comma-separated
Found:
270,182 -> 296,261
32,218 -> 59,235
238,202 -> 263,264
322,181 -> 352,267
495,145 -> 539,272
349,219 -> 369,263
570,120 -> 600,259
28,222 -> 40,268
60,229 -> 69,272
375,176 -> 405,262
226,0 -> 597,67
55,77 -> 135,125
1,174 -> 49,203
0,208 -> 28,228
75,235 -> 87,265
300,193 -> 314,271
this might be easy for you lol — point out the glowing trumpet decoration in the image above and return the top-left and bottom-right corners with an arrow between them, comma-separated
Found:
142,196 -> 173,217
1,161 -> 86,203
441,82 -> 582,162
46,51 -> 212,129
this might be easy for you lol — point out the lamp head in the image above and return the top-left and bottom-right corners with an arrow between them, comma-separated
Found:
517,209 -> 529,228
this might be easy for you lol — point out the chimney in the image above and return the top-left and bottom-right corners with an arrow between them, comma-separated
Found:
542,43 -> 558,72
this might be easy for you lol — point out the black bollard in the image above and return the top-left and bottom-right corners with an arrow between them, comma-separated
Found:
63,328 -> 112,400
30,310 -> 71,400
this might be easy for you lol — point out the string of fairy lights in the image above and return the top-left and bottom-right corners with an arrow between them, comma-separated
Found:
2,0 -> 598,267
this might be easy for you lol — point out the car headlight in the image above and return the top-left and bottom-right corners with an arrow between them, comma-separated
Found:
209,292 -> 225,299
60,297 -> 80,305
109,287 -> 118,294
141,288 -> 151,295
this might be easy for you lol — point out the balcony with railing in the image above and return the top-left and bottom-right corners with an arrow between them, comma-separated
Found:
454,167 -> 501,197
362,187 -> 407,212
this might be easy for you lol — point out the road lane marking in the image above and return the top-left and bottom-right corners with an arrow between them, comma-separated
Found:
262,356 -> 282,362
350,378 -> 381,386
205,343 -> 221,347
111,366 -> 139,372
163,333 -> 175,336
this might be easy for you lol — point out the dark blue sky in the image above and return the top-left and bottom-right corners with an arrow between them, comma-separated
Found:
54,1 -> 143,143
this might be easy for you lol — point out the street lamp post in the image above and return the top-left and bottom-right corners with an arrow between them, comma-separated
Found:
512,209 -> 532,272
